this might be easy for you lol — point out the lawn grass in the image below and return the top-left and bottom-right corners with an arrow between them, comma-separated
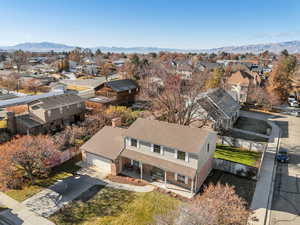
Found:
50,188 -> 179,225
5,158 -> 81,202
214,144 -> 261,167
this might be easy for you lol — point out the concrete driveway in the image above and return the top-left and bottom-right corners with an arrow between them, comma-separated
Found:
270,114 -> 300,225
0,192 -> 54,225
23,175 -> 106,217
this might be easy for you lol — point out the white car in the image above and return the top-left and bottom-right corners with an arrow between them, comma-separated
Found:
289,100 -> 299,107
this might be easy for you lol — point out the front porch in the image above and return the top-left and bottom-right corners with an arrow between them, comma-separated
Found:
120,157 -> 196,198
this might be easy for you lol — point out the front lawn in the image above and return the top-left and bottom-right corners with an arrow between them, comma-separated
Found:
214,144 -> 261,167
5,158 -> 81,202
50,188 -> 179,225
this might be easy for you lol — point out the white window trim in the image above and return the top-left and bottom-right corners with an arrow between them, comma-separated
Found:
185,152 -> 189,162
161,146 -> 165,156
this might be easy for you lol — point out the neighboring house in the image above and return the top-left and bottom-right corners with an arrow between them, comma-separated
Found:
81,118 -> 217,196
197,88 -> 240,131
196,61 -> 222,72
226,70 -> 261,103
95,79 -> 139,105
175,63 -> 193,80
7,94 -> 85,134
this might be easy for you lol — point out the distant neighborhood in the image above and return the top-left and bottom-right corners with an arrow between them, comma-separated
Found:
0,45 -> 300,225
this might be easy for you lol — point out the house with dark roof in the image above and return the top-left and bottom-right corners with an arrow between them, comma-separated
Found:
8,94 -> 85,134
81,118 -> 217,197
197,88 -> 240,130
196,61 -> 222,72
95,79 -> 139,105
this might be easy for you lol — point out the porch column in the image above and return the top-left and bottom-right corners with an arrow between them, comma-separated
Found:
164,171 -> 167,186
140,162 -> 143,180
191,179 -> 194,193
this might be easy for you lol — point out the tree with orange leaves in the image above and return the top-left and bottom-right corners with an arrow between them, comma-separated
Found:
0,135 -> 61,189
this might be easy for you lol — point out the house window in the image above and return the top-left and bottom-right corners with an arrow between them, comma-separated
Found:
131,160 -> 140,167
153,144 -> 161,154
207,143 -> 210,152
177,151 -> 186,161
130,138 -> 137,147
175,173 -> 187,184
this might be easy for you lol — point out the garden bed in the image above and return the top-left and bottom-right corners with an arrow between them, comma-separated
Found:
106,174 -> 148,186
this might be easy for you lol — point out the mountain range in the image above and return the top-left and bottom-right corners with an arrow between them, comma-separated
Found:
1,40 -> 300,54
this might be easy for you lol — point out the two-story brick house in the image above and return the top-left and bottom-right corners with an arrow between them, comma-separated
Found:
81,118 -> 217,196
9,94 -> 85,134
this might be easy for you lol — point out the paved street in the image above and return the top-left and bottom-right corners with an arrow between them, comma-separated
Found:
270,114 -> 300,225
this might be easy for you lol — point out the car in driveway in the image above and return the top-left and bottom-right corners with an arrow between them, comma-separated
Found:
276,149 -> 289,163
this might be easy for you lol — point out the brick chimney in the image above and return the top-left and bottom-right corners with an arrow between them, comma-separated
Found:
112,117 -> 122,127
7,111 -> 16,134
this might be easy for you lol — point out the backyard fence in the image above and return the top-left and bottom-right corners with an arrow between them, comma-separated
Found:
217,135 -> 267,152
213,158 -> 258,180
52,146 -> 82,167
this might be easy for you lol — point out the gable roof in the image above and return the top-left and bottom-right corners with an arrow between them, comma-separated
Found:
105,79 -> 138,92
197,61 -> 221,71
28,94 -> 84,110
123,118 -> 213,153
80,126 -> 125,161
227,70 -> 253,86
60,77 -> 107,89
197,88 -> 240,119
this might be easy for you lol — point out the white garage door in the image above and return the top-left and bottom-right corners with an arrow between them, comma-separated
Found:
86,153 -> 112,174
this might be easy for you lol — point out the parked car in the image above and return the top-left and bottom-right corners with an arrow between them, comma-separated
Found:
288,94 -> 297,102
276,149 -> 289,163
290,110 -> 300,117
288,100 -> 299,108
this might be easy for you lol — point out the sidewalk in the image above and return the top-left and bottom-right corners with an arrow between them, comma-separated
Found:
0,192 -> 54,225
242,111 -> 280,225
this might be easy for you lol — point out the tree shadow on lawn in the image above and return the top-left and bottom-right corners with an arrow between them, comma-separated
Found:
202,170 -> 256,207
50,187 -> 136,225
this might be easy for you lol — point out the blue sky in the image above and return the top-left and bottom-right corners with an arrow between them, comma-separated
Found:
0,0 -> 300,49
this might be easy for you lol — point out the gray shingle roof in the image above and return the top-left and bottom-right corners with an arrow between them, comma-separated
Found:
105,79 -> 138,92
29,94 -> 84,110
198,88 -> 240,119
81,126 -> 125,161
123,118 -> 213,153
